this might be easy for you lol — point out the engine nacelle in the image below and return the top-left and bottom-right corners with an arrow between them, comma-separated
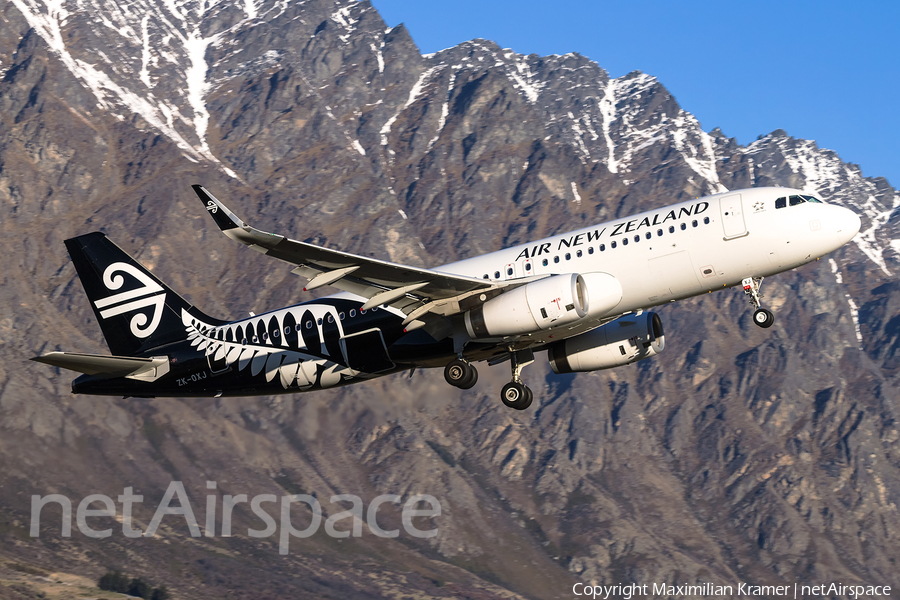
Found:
465,272 -> 622,338
548,311 -> 665,373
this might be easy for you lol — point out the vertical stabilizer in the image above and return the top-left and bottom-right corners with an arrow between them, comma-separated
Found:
65,232 -> 225,356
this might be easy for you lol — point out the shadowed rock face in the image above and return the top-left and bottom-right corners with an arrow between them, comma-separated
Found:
2,0 -> 899,597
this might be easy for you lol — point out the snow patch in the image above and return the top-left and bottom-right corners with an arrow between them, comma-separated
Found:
370,42 -> 384,73
829,259 -> 863,345
570,182 -> 582,206
598,78 -> 618,173
847,296 -> 863,344
380,65 -> 442,146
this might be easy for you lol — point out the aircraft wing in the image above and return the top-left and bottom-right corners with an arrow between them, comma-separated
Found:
194,185 -> 505,329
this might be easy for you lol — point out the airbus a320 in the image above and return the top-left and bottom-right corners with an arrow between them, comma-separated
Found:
33,186 -> 860,410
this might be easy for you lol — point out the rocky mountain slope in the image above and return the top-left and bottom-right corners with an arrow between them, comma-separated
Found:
2,0 -> 899,598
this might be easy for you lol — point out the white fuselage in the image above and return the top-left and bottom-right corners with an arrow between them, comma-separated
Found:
427,187 -> 859,344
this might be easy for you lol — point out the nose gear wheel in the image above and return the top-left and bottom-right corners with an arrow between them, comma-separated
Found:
742,277 -> 775,328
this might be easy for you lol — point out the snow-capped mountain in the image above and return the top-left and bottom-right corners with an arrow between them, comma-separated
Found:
3,0 -> 900,597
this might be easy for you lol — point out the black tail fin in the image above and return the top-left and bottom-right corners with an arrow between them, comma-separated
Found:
65,232 -> 226,356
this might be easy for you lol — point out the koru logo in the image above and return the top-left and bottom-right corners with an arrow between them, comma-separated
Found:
206,201 -> 218,214
93,263 -> 166,338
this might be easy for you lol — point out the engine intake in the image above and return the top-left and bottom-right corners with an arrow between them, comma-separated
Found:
548,312 -> 665,373
465,273 -> 622,338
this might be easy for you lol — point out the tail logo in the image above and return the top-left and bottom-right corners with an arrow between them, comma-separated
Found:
93,262 -> 166,338
206,201 -> 218,214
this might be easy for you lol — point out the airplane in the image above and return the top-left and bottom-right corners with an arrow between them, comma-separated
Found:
33,186 -> 861,410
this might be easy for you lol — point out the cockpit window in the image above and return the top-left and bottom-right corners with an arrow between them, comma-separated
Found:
801,194 -> 823,203
775,197 -> 786,209
789,195 -> 806,206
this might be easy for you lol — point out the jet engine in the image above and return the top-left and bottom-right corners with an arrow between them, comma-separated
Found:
464,273 -> 622,338
548,311 -> 665,373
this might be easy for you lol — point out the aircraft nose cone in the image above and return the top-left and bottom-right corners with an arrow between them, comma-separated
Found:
838,208 -> 862,243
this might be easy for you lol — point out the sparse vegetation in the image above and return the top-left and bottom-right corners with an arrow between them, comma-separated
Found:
6,563 -> 49,577
97,570 -> 168,599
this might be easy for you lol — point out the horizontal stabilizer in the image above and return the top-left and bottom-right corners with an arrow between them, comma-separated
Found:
32,352 -> 168,378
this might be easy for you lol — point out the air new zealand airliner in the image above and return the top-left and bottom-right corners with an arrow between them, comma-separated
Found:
33,186 -> 860,410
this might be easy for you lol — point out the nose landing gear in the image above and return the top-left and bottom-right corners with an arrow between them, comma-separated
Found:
743,277 -> 775,328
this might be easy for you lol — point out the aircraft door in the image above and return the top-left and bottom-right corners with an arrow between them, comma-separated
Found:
719,194 -> 747,239
340,328 -> 394,373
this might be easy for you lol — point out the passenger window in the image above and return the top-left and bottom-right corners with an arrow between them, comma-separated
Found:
565,253 -> 571,260
692,220 -> 698,227
622,238 -> 629,246
789,195 -> 805,206
506,267 -> 513,276
339,312 -> 345,320
611,241 -> 617,249
600,244 -> 606,251
252,335 -> 259,343
554,256 -> 560,263
633,235 -> 639,242
317,318 -> 323,325
350,309 -> 356,318
284,326 -> 291,335
241,338 -> 247,345
588,247 -> 594,255
327,314 -> 334,323
657,229 -> 663,236
494,271 -> 500,279
704,217 -> 709,224
576,250 -> 582,258
296,324 -> 302,331
360,309 -> 367,315
263,333 -> 269,341
775,197 -> 787,209
645,232 -> 652,240
525,263 -> 532,271
483,274 -> 489,279
542,258 -> 548,266
305,321 -> 312,329
273,329 -> 280,338
680,223 -> 687,230
669,226 -> 675,233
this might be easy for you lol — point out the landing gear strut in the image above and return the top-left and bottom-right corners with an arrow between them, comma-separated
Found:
444,358 -> 478,389
501,350 -> 534,410
742,276 -> 774,328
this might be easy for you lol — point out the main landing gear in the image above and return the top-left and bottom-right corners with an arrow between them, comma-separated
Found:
501,350 -> 534,411
742,276 -> 775,328
442,349 -> 536,410
444,358 -> 478,389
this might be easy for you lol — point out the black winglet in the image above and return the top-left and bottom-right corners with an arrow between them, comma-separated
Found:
193,184 -> 241,231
